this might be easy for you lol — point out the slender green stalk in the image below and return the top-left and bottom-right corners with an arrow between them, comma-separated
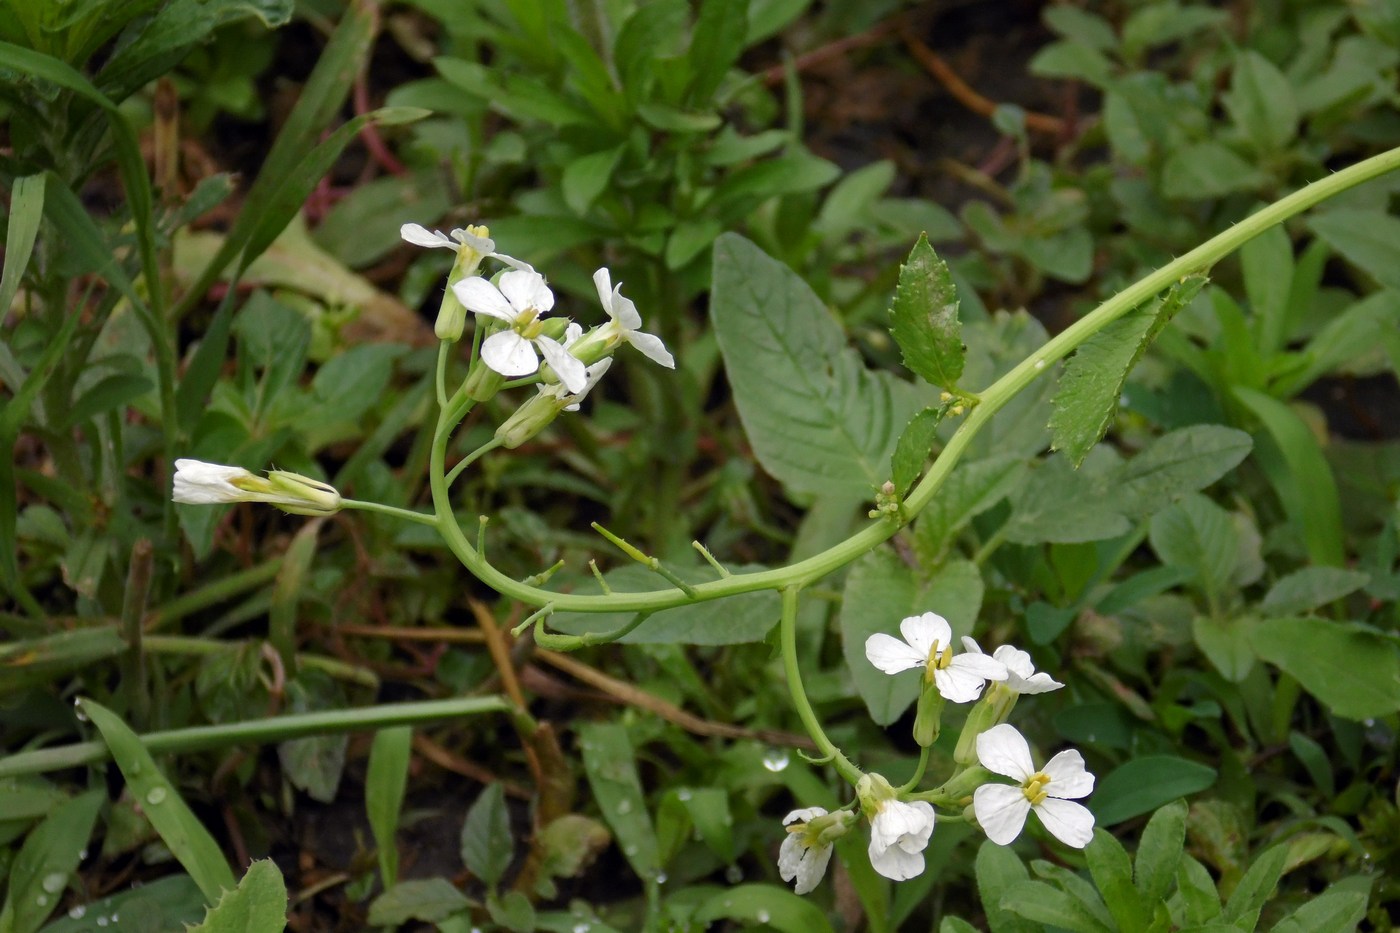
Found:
420,146 -> 1400,616
0,695 -> 512,778
340,498 -> 438,526
898,746 -> 931,793
148,559 -> 283,632
778,587 -> 862,784
143,635 -> 380,688
445,438 -> 502,488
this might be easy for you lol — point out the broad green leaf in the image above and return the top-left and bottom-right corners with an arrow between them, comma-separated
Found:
1273,290 -> 1400,396
1287,731 -> 1334,798
889,234 -> 964,391
712,233 -> 921,497
487,890 -> 536,933
974,841 -> 1039,933
816,160 -> 896,239
1086,829 -> 1149,931
1001,879 -> 1115,933
186,860 -> 287,933
1220,845 -> 1287,928
578,722 -> 659,879
1224,50 -> 1298,153
1241,224 -> 1293,356
1176,854 -> 1223,924
1234,387 -> 1344,566
1161,142 -> 1267,200
913,454 -> 1027,563
549,563 -> 779,644
1005,454 -> 1131,546
1092,756 -> 1217,825
367,879 -> 471,926
461,783 -> 512,889
1110,425 -> 1252,518
1148,494 -> 1239,603
312,171 -> 450,268
891,407 -> 942,496
77,698 -> 236,901
1260,567 -> 1370,616
1192,616 -> 1257,682
277,676 -> 347,804
713,152 -> 841,209
1134,800 -> 1187,903
561,146 -> 624,215
58,374 -> 153,431
1029,40 -> 1113,87
1270,890 -> 1367,933
1050,275 -> 1207,466
691,884 -> 834,932
1043,5 -> 1117,50
1249,617 -> 1400,719
1308,210 -> 1400,290
614,0 -> 687,99
841,551 -> 983,725
0,790 -> 102,933
366,726 -> 413,888
1031,862 -> 1116,930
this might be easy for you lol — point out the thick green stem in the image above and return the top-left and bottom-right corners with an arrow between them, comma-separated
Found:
778,587 -> 862,784
0,695 -> 512,778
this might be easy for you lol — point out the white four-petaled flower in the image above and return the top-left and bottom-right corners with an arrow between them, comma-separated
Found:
592,268 -> 674,368
452,270 -> 587,391
867,798 -> 936,881
865,612 -> 1008,703
399,223 -> 532,270
962,639 -> 1065,694
778,808 -> 835,895
973,723 -> 1095,848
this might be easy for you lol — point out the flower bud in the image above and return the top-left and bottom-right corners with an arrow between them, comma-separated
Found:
913,682 -> 946,747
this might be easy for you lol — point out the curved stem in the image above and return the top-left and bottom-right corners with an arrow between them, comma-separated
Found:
445,438 -> 503,488
898,746 -> 931,793
421,147 -> 1400,614
779,587 -> 862,784
340,498 -> 438,526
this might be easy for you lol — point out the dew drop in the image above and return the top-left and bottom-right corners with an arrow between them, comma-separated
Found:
96,917 -> 109,928
676,789 -> 692,802
1034,359 -> 1046,370
78,848 -> 88,860
725,864 -> 743,883
654,871 -> 667,884
68,905 -> 87,919
623,844 -> 638,856
761,748 -> 790,773
145,787 -> 167,805
35,895 -> 47,907
616,799 -> 632,815
572,924 -> 591,933
73,700 -> 90,723
41,872 -> 66,894
758,909 -> 771,923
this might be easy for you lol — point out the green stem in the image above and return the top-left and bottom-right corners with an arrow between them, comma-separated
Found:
420,147 -> 1400,614
340,498 -> 438,527
778,587 -> 862,784
0,695 -> 511,778
445,438 -> 502,488
435,340 -> 450,410
147,559 -> 284,633
898,746 -> 931,793
143,635 -> 380,688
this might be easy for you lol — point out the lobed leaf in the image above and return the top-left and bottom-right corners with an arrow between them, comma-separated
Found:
890,407 -> 943,496
186,860 -> 288,933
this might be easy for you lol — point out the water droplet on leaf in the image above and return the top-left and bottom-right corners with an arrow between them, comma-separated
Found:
145,787 -> 167,805
761,748 -> 789,772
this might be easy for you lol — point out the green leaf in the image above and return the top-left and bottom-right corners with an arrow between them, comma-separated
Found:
186,860 -> 288,933
691,884 -> 835,932
1176,854 -> 1223,924
1001,879 -> 1115,933
1308,210 -> 1400,289
312,171 -> 450,268
1109,425 -> 1252,518
0,790 -> 102,933
58,374 -> 153,431
1249,617 -> 1400,719
1086,829 -> 1149,931
1005,454 -> 1131,546
277,677 -> 347,804
461,783 -> 512,889
1148,494 -> 1240,603
712,233 -> 921,498
974,841 -> 1039,933
561,146 -> 624,215
1220,845 -> 1287,928
890,407 -> 942,496
1224,50 -> 1298,153
1161,142 -> 1266,200
1134,800 -> 1187,904
1050,275 -> 1207,466
1192,616 -> 1257,682
686,0 -> 747,105
0,174 -> 44,339
1260,567 -> 1370,616
841,551 -> 983,725
889,234 -> 964,391
1273,290 -> 1400,397
815,160 -> 897,239
367,879 -> 471,926
77,698 -> 236,901
33,874 -> 207,933
913,454 -> 1026,563
366,726 -> 413,888
1093,756 -> 1217,825
578,722 -> 659,879
1269,890 -> 1367,933
1234,387 -> 1344,566
548,563 -> 779,644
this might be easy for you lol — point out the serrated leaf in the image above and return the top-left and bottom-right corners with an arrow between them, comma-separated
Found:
1051,275 -> 1207,466
891,407 -> 942,495
461,783 -> 512,889
187,860 -> 287,933
367,879 -> 471,926
889,234 -> 964,391
712,234 -> 921,497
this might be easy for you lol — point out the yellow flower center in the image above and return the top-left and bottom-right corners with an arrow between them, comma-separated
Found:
923,642 -> 954,682
1022,772 -> 1052,806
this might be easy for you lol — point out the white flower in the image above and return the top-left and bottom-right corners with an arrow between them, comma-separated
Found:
865,613 -> 1008,703
399,223 -> 533,271
867,799 -> 936,881
592,268 -> 674,368
172,459 -> 340,515
778,808 -> 835,895
452,270 -> 587,391
973,724 -> 1095,848
962,639 -> 1064,694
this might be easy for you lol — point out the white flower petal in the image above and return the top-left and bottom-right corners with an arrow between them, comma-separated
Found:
867,800 -> 934,881
563,357 -> 612,411
453,277 -> 516,322
480,331 -> 539,377
868,839 -> 925,880
449,227 -> 496,254
1042,749 -> 1095,799
499,269 -> 553,313
899,612 -> 951,658
933,664 -> 992,703
973,784 -> 1032,845
783,807 -> 827,826
1034,797 -> 1095,848
400,223 -> 453,248
172,459 -> 251,504
865,633 -> 927,674
976,724 -> 1035,781
993,645 -> 1064,693
628,330 -> 675,368
537,335 -> 588,393
592,268 -> 614,314
961,636 -> 984,655
610,286 -> 642,330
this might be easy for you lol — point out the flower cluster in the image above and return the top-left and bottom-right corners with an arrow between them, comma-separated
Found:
777,610 -> 1094,895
